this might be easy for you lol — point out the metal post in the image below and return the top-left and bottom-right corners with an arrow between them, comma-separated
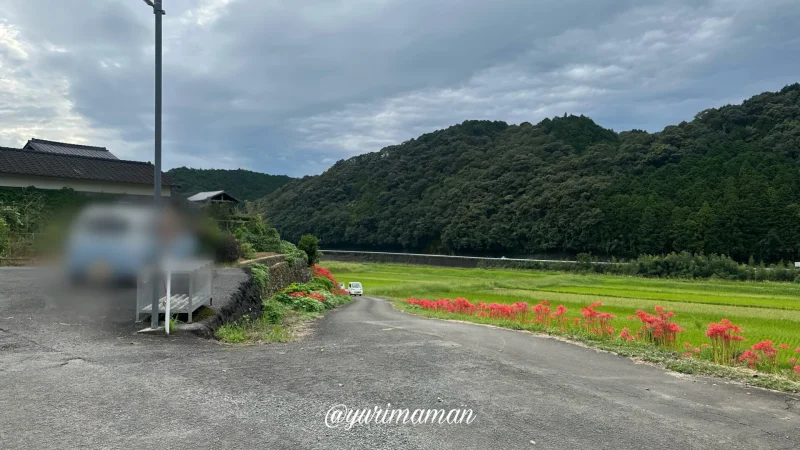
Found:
150,0 -> 164,329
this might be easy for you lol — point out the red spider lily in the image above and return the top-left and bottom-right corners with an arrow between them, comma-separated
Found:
694,348 -> 701,354
580,302 -> 615,338
512,302 -> 530,322
550,305 -> 569,330
779,343 -> 790,350
705,319 -> 744,366
453,298 -> 476,314
788,358 -> 797,364
488,303 -> 515,319
739,350 -> 761,369
290,291 -> 326,302
312,265 -> 339,285
633,306 -> 684,349
619,328 -> 634,342
794,365 -> 800,376
751,340 -> 777,357
750,340 -> 778,368
532,300 -> 551,326
683,342 -> 692,348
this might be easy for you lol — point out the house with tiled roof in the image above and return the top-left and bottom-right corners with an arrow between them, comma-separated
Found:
22,138 -> 119,160
0,139 -> 176,197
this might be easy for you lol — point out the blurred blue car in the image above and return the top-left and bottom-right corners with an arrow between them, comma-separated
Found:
65,204 -> 197,283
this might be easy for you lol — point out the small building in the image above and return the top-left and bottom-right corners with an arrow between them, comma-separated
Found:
187,190 -> 241,205
0,144 -> 175,197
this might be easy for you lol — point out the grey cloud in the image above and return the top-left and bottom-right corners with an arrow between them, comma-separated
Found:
0,0 -> 798,177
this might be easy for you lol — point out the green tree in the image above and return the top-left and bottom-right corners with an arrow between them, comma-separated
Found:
297,234 -> 320,266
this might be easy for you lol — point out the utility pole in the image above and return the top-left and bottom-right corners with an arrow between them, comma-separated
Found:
144,0 -> 166,329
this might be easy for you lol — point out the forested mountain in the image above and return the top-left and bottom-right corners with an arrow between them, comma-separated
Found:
261,84 -> 800,263
168,167 -> 293,201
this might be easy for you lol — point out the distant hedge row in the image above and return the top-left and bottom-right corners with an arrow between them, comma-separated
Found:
478,252 -> 799,282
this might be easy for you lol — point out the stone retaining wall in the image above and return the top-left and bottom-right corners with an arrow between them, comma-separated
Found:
184,260 -> 311,338
262,259 -> 311,297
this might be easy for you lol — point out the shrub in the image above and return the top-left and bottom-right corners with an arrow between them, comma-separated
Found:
273,292 -> 294,305
576,252 -> 593,271
309,276 -> 334,291
297,234 -> 321,266
0,216 -> 8,256
214,233 -> 242,263
279,240 -> 298,254
323,293 -> 352,308
284,283 -> 311,295
262,300 -> 289,324
281,240 -> 309,266
293,296 -> 326,313
250,263 -> 270,296
234,216 -> 282,253
240,242 -> 257,260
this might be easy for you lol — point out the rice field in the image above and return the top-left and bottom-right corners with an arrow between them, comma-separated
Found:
326,262 -> 800,353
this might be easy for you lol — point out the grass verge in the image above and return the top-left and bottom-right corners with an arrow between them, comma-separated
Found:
215,300 -> 318,344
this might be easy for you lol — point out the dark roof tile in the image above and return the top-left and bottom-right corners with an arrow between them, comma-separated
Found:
0,147 -> 175,186
24,138 -> 119,160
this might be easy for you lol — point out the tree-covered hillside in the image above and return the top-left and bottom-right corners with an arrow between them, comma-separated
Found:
261,84 -> 800,263
168,167 -> 293,201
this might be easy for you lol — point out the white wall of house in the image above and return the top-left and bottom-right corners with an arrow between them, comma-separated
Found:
0,174 -> 172,196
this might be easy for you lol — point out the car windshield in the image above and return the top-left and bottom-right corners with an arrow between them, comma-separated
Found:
82,215 -> 130,235
351,282 -> 362,288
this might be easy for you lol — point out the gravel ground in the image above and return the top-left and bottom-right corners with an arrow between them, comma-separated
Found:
0,268 -> 798,449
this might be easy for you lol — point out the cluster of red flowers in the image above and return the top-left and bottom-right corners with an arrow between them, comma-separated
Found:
739,350 -> 761,368
290,291 -> 326,302
580,302 -> 615,338
406,298 -> 566,324
705,319 -> 744,365
313,265 -> 338,284
736,342 -> 799,373
312,265 -> 350,296
619,327 -> 634,342
739,340 -> 785,370
552,304 -> 569,330
532,300 -> 551,327
630,306 -> 684,348
407,297 -> 610,338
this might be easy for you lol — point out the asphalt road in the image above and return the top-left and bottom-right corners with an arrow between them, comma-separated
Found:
0,268 -> 798,449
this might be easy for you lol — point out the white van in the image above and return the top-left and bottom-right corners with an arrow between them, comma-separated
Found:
348,281 -> 363,296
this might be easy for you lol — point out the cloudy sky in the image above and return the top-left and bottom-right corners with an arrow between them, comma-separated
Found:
0,0 -> 798,176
